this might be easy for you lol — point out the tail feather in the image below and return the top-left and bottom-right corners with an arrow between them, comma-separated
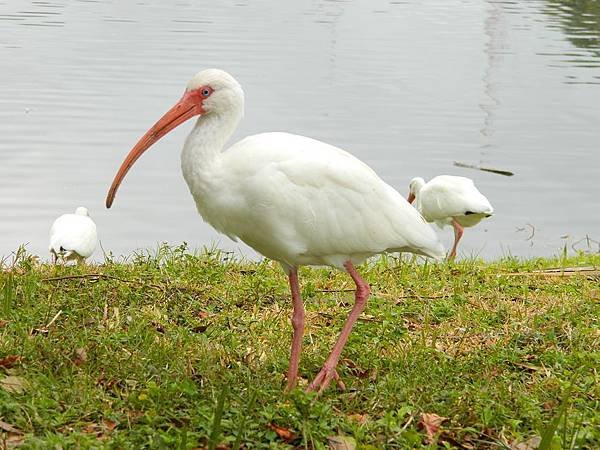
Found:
418,240 -> 445,261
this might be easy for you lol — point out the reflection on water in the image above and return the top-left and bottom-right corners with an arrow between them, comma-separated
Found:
543,0 -> 600,83
546,0 -> 600,52
0,0 -> 599,261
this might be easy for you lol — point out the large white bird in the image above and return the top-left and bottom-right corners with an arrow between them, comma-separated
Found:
407,175 -> 493,260
106,69 -> 444,393
49,207 -> 98,264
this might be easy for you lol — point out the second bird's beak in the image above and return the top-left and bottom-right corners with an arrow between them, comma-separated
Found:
407,193 -> 415,204
106,90 -> 204,208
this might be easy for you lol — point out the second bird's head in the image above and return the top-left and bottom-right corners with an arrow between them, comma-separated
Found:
407,177 -> 426,204
75,206 -> 90,216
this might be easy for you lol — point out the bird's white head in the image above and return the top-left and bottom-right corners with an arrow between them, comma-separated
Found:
186,69 -> 244,117
106,69 -> 245,208
75,206 -> 90,216
407,177 -> 426,204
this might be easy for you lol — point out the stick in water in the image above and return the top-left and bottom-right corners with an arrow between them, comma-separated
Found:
453,161 -> 514,177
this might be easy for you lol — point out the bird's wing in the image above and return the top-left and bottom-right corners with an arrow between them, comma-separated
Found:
219,133 -> 444,263
420,176 -> 493,220
49,215 -> 98,257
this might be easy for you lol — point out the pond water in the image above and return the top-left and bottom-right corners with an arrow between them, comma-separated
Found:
1,0 -> 599,262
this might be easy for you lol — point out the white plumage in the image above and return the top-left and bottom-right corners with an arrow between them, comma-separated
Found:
49,207 -> 98,263
408,175 -> 493,259
185,131 -> 445,269
106,69 -> 444,393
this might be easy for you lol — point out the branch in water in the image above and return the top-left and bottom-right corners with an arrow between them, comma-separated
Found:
453,161 -> 514,177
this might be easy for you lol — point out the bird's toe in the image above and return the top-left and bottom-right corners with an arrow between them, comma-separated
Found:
307,366 -> 344,394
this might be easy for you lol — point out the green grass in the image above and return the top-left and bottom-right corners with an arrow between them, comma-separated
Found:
0,245 -> 599,449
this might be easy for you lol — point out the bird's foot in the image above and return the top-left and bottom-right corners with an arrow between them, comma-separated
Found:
333,370 -> 346,391
306,365 -> 345,394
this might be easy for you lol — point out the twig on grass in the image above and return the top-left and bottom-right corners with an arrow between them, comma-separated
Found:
30,309 -> 63,335
42,273 -> 164,290
506,267 -> 600,277
317,312 -> 382,323
42,273 -> 206,294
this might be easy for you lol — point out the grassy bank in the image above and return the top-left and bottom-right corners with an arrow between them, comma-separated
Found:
1,246 -> 599,448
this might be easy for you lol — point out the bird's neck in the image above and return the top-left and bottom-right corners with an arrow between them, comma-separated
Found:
185,110 -> 241,157
181,109 -> 242,193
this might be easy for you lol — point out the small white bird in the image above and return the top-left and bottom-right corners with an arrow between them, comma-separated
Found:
49,207 -> 98,264
106,69 -> 444,393
407,175 -> 493,260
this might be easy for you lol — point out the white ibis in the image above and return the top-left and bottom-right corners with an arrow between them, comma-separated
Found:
106,69 -> 444,393
407,175 -> 493,260
49,207 -> 98,264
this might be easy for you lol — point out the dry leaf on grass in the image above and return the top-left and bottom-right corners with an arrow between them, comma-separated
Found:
0,419 -> 24,447
341,358 -> 370,379
268,423 -> 295,442
82,420 -> 117,439
1,432 -> 25,447
328,435 -> 356,450
511,436 -> 541,450
151,321 -> 165,333
0,320 -> 7,329
126,410 -> 144,422
0,376 -> 29,394
82,423 -> 98,434
102,420 -> 117,432
0,356 -> 21,369
347,413 -> 368,424
72,348 -> 87,366
542,401 -> 557,410
0,419 -> 22,434
418,412 -> 448,443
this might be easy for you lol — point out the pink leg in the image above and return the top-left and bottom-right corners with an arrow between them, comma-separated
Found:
285,267 -> 304,391
449,218 -> 464,260
307,261 -> 370,394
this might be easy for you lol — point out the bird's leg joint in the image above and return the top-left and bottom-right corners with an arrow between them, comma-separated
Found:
355,283 -> 370,303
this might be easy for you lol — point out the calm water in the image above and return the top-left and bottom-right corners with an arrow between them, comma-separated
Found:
1,0 -> 599,261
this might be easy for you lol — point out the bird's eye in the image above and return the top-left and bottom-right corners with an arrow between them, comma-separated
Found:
201,88 -> 211,97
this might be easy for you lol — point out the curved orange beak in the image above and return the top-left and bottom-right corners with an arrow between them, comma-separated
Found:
106,90 -> 204,208
407,193 -> 415,204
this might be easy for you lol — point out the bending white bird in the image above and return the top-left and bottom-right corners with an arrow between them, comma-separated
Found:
407,175 -> 493,260
49,207 -> 98,264
106,69 -> 444,393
